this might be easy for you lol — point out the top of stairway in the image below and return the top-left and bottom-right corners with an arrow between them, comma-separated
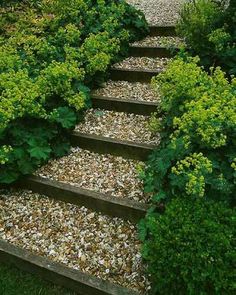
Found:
127,0 -> 185,29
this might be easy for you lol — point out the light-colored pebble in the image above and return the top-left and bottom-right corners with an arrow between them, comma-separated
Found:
93,80 -> 159,102
0,190 -> 150,293
113,57 -> 170,71
126,0 -> 186,25
36,148 -> 150,203
132,36 -> 185,47
93,80 -> 160,102
75,109 -> 160,145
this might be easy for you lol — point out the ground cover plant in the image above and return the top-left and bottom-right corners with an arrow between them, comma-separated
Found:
177,0 -> 236,75
0,0 -> 148,184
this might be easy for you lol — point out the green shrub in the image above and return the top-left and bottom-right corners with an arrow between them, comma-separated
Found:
141,4 -> 236,292
143,57 -> 236,204
177,0 -> 236,75
0,0 -> 148,183
139,198 -> 236,294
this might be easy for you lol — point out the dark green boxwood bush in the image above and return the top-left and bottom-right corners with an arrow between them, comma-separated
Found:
139,198 -> 236,294
0,0 -> 148,183
177,0 -> 236,75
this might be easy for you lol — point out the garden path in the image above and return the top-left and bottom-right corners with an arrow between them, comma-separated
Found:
0,2 -> 185,294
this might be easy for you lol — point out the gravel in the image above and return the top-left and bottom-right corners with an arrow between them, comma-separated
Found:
36,148 -> 150,203
93,80 -> 160,102
132,36 -> 185,47
75,109 -> 160,145
113,57 -> 170,71
126,0 -> 186,25
0,189 -> 150,293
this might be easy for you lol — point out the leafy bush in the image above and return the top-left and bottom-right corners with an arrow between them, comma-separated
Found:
177,0 -> 236,75
143,56 -> 236,204
139,198 -> 236,294
140,3 -> 236,292
0,0 -> 148,183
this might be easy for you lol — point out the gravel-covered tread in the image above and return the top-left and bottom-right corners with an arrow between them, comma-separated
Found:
126,0 -> 186,26
112,57 -> 171,71
131,36 -> 185,48
35,148 -> 150,203
0,189 -> 150,293
75,109 -> 160,145
92,80 -> 159,102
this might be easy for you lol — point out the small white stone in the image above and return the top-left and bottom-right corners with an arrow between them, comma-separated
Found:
80,254 -> 86,262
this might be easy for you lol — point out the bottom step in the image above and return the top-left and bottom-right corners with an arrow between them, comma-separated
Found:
0,240 -> 137,295
0,189 -> 149,294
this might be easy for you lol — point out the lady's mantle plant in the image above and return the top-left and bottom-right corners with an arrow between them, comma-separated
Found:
0,0 -> 148,183
145,56 -> 236,204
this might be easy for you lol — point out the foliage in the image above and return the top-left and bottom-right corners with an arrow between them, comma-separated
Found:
177,0 -> 236,75
143,56 -> 236,205
0,0 -> 148,183
139,198 -> 236,294
140,3 -> 236,293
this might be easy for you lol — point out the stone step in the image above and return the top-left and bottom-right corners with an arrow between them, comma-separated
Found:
110,57 -> 170,82
110,68 -> 160,83
17,176 -> 148,222
0,186 -> 150,294
0,240 -> 139,295
34,147 -> 150,204
132,35 -> 184,48
129,35 -> 185,57
91,94 -> 158,115
74,109 -> 159,159
129,45 -> 177,58
93,80 -> 158,101
149,25 -> 176,36
71,132 -> 154,161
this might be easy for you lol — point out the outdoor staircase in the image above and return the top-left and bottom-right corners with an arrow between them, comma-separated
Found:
18,25 -> 177,221
1,25 -> 178,295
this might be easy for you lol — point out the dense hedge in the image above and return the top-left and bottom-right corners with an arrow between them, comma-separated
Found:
139,198 -> 236,294
0,0 -> 148,183
177,0 -> 236,75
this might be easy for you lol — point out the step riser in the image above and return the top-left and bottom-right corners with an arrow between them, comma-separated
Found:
70,132 -> 154,161
16,177 -> 148,223
110,69 -> 159,83
129,46 -> 176,58
0,240 -> 138,295
149,26 -> 176,36
92,96 -> 158,115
